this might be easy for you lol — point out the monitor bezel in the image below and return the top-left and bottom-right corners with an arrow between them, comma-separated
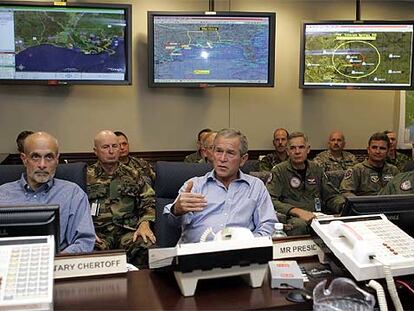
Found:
0,1 -> 132,85
0,204 -> 60,253
147,11 -> 276,88
341,194 -> 414,236
299,20 -> 414,90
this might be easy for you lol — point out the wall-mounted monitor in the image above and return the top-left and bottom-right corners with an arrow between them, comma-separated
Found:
0,1 -> 132,85
300,21 -> 414,89
147,11 -> 276,88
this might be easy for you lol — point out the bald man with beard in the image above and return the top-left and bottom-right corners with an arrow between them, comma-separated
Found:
87,130 -> 156,269
0,132 -> 95,253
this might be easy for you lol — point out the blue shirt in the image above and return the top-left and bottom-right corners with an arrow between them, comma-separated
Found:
0,175 -> 95,253
164,170 -> 277,243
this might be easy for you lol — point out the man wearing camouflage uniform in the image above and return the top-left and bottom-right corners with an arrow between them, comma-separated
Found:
114,131 -> 155,186
267,132 -> 345,236
87,130 -> 156,269
184,128 -> 212,163
313,131 -> 358,188
259,128 -> 289,172
340,132 -> 399,196
384,130 -> 410,172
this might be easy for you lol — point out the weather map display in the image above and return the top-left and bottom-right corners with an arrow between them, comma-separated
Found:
301,22 -> 414,89
0,4 -> 131,84
149,12 -> 275,87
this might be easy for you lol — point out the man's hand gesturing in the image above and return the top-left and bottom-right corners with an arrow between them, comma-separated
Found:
172,181 -> 207,216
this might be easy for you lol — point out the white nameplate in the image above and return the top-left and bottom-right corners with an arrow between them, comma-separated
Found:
54,251 -> 127,279
273,238 -> 323,259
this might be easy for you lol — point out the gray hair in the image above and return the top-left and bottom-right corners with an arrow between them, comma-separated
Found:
214,128 -> 248,156
287,131 -> 309,146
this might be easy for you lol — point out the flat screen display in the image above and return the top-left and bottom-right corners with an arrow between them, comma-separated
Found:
0,204 -> 60,253
148,11 -> 276,87
300,21 -> 414,89
342,194 -> 414,237
0,2 -> 132,85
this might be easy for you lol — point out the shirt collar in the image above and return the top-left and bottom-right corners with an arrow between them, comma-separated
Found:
19,173 -> 54,193
206,168 -> 251,186
287,159 -> 310,171
94,161 -> 122,178
363,159 -> 385,171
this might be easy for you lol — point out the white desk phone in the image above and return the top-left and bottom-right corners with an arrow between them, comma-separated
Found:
149,226 -> 272,296
312,214 -> 414,281
312,214 -> 414,311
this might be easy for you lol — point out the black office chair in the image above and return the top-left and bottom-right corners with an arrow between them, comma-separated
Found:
0,162 -> 88,193
154,161 -> 212,247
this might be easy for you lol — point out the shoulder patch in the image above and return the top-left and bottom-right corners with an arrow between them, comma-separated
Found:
400,180 -> 412,191
266,173 -> 273,184
344,169 -> 352,180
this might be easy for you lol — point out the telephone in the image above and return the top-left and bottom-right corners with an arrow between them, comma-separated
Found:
311,214 -> 414,281
327,220 -> 376,265
199,227 -> 254,242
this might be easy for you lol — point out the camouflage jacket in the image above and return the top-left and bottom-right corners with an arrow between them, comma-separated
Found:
340,160 -> 399,196
313,150 -> 359,188
125,156 -> 155,186
87,162 -> 155,231
379,171 -> 414,195
267,160 -> 345,216
313,150 -> 358,172
259,151 -> 287,172
386,152 -> 411,172
184,151 -> 202,163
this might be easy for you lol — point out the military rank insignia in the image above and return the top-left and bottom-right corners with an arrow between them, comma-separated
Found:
370,175 -> 379,183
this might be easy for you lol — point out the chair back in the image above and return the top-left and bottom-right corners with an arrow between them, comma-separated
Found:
154,161 -> 211,247
0,162 -> 88,193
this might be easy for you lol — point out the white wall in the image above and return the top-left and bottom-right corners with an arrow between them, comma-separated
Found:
0,0 -> 410,153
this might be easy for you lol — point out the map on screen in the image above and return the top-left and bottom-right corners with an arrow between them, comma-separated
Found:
152,15 -> 273,85
0,5 -> 129,82
302,23 -> 414,88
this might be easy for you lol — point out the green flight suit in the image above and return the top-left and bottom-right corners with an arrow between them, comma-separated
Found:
87,162 -> 155,269
259,151 -> 287,172
313,150 -> 359,188
379,171 -> 414,195
340,160 -> 399,196
267,160 -> 345,236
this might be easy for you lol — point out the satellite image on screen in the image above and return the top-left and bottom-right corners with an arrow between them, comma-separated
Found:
10,7 -> 127,79
303,24 -> 413,87
153,15 -> 271,84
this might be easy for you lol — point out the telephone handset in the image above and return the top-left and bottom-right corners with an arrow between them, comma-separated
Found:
312,214 -> 414,281
200,227 -> 254,242
328,220 -> 376,264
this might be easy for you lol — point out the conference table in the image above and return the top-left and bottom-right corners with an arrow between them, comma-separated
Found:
54,264 -> 316,310
53,257 -> 414,310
